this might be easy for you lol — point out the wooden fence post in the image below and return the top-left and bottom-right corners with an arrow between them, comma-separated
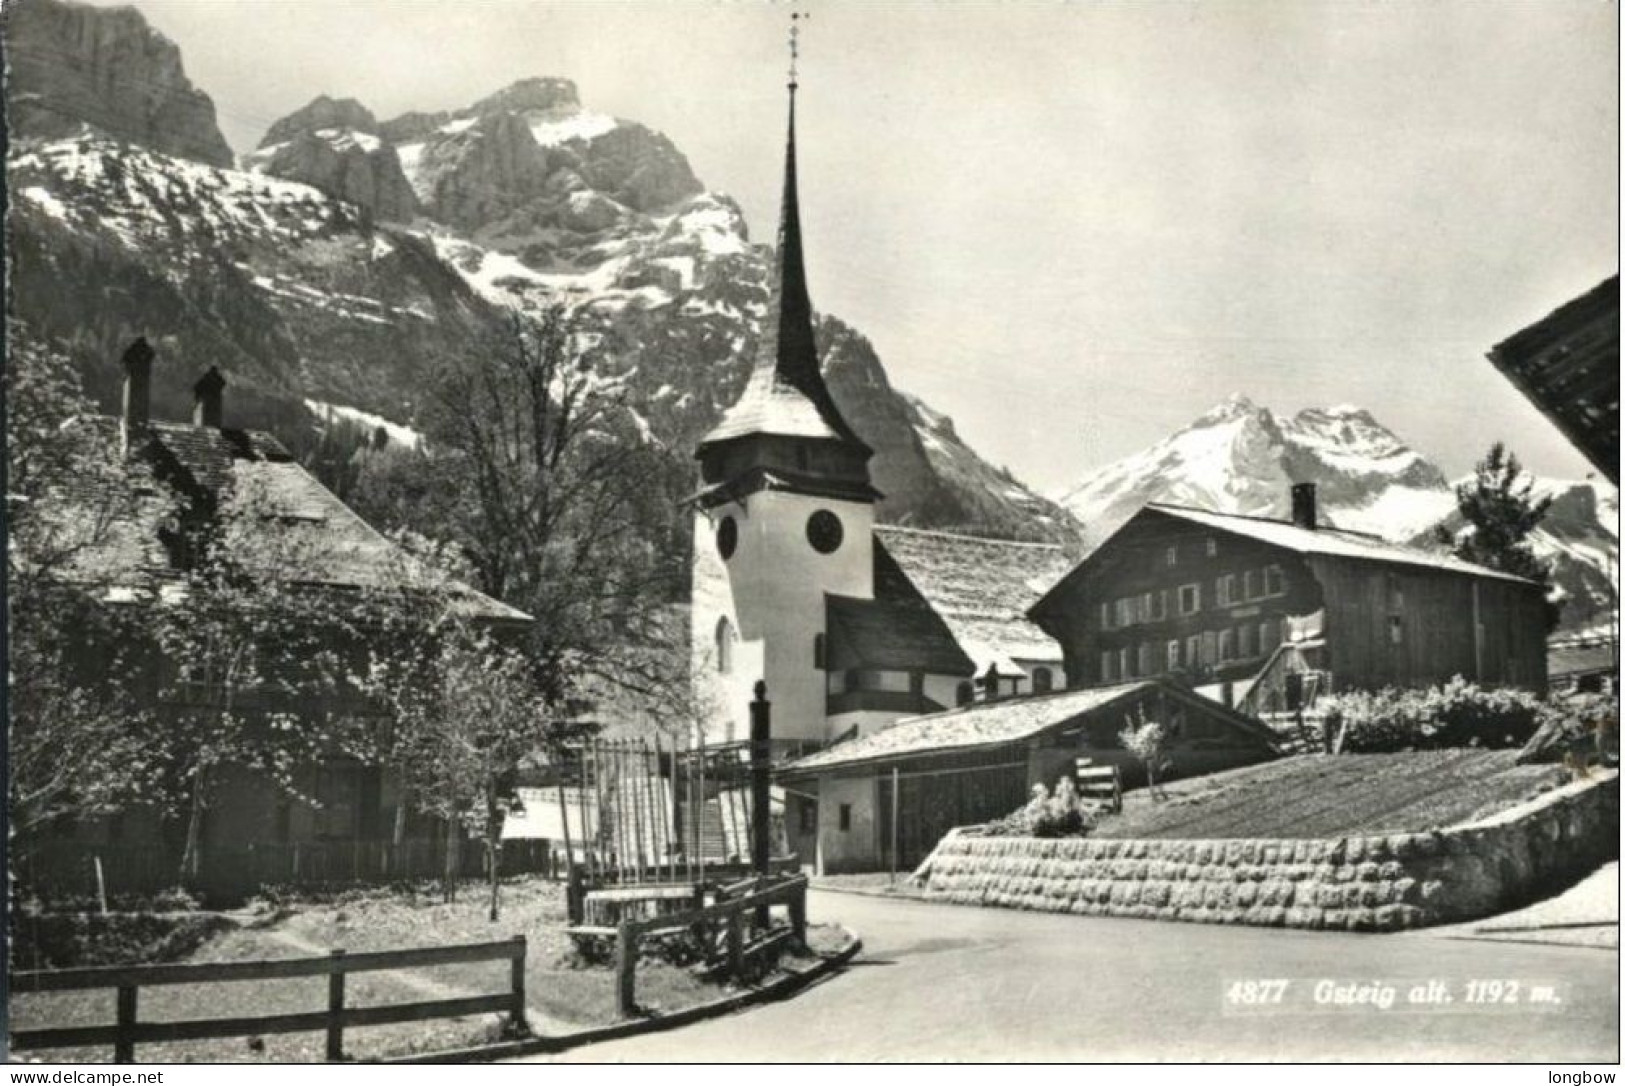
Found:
326,949 -> 346,1061
510,936 -> 529,1035
114,984 -> 137,1063
789,881 -> 807,947
726,909 -> 744,980
614,921 -> 637,1017
566,864 -> 585,924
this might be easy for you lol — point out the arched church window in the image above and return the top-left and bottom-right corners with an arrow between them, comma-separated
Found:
717,516 -> 738,560
715,617 -> 735,675
1032,667 -> 1054,694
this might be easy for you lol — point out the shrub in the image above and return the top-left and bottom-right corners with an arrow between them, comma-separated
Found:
1519,692 -> 1621,766
1321,677 -> 1545,753
975,780 -> 1103,838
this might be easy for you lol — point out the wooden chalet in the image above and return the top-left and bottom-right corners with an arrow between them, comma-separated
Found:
779,679 -> 1278,874
1029,484 -> 1549,713
26,341 -> 529,892
1486,275 -> 1618,485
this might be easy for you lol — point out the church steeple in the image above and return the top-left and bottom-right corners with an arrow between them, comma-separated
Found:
696,47 -> 874,505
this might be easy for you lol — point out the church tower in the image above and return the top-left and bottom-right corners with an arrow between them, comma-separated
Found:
690,64 -> 878,747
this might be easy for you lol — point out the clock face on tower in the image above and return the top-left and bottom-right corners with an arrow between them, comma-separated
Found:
717,515 -> 739,560
806,510 -> 843,554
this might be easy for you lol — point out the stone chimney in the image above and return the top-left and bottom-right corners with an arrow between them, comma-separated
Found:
192,366 -> 226,428
1290,482 -> 1318,531
120,338 -> 155,451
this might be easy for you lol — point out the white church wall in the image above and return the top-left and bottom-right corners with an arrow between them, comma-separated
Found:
692,490 -> 874,745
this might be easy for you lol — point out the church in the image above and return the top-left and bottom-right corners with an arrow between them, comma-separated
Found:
686,75 -> 1070,758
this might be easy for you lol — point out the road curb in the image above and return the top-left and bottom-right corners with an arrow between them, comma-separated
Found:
381,927 -> 863,1063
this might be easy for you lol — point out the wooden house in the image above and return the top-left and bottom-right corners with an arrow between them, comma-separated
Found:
23,341 -> 530,892
1029,484 -> 1549,711
779,679 -> 1278,874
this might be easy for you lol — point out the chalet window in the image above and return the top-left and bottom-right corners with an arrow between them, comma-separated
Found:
1387,574 -> 1405,610
1165,545 -> 1179,567
1264,565 -> 1285,596
1260,620 -> 1279,654
1239,624 -> 1255,658
715,617 -> 736,674
1186,635 -> 1202,668
1388,616 -> 1404,645
1218,628 -> 1235,662
839,804 -> 852,832
813,633 -> 826,669
1136,643 -> 1152,677
1153,590 -> 1169,621
1178,583 -> 1201,615
1217,574 -> 1235,607
1118,647 -> 1132,680
1243,569 -> 1258,600
1032,667 -> 1054,694
799,802 -> 817,834
1206,537 -> 1218,557
1114,597 -> 1134,628
1166,640 -> 1180,670
956,680 -> 975,707
1100,602 -> 1113,631
1202,630 -> 1219,665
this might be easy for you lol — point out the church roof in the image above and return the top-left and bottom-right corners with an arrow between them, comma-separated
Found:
698,86 -> 867,454
825,543 -> 976,677
874,526 -> 1071,675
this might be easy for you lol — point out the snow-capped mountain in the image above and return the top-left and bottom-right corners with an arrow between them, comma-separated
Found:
1057,394 -> 1619,634
6,0 -> 1074,545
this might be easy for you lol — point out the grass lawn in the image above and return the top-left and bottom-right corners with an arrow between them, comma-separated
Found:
1089,750 -> 1571,840
10,875 -> 845,1064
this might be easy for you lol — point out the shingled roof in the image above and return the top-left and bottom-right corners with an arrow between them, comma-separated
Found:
782,677 -> 1276,774
872,526 -> 1072,675
57,416 -> 528,623
825,543 -> 975,676
1141,504 -> 1538,585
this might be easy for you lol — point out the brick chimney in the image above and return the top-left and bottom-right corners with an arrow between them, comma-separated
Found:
1290,482 -> 1318,530
192,366 -> 226,428
120,338 -> 155,451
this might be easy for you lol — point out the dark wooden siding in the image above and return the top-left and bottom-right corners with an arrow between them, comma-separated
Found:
1037,512 -> 1324,687
1310,558 -> 1548,693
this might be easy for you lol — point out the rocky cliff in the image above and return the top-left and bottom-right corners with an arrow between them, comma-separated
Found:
3,0 -> 233,168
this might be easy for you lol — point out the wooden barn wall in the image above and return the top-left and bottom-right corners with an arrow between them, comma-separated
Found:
1309,558 -> 1547,694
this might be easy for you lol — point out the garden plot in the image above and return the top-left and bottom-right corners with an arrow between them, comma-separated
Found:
1090,751 -> 1568,840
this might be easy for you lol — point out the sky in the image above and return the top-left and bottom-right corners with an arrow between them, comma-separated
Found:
90,0 -> 1619,494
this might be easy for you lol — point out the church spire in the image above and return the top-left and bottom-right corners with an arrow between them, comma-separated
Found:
697,15 -> 870,463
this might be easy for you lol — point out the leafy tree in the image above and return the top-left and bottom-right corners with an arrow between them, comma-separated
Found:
382,620 -> 549,918
1443,442 -> 1560,628
6,331 -> 171,838
1119,709 -> 1171,800
349,306 -> 691,719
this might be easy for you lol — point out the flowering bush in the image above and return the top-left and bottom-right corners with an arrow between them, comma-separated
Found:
977,779 -> 1103,838
1321,677 -> 1545,753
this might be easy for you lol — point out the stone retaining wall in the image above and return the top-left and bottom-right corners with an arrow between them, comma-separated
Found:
920,772 -> 1618,931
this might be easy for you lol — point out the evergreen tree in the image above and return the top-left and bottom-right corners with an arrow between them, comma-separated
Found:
1444,442 -> 1560,629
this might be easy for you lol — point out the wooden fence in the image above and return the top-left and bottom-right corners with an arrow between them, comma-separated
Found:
17,838 -> 564,903
594,874 -> 809,1016
10,936 -> 528,1063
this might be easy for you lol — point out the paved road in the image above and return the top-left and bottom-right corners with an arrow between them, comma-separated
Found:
539,889 -> 1619,1063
